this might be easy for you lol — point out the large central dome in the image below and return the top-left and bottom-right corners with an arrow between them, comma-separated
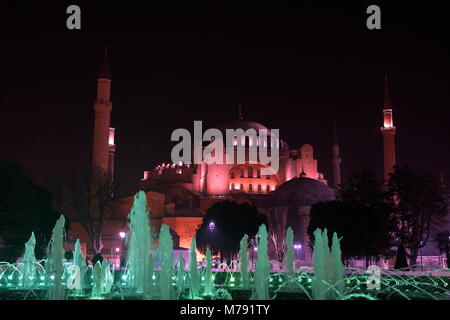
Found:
217,119 -> 270,133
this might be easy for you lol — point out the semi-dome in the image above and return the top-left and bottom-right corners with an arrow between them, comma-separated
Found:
270,177 -> 335,206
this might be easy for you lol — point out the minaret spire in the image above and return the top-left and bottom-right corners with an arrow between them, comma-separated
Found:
98,44 -> 111,80
384,73 -> 391,108
331,117 -> 342,189
92,47 -> 113,178
237,104 -> 244,120
381,73 -> 396,183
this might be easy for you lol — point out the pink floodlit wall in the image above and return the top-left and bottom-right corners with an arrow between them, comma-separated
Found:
206,164 -> 231,195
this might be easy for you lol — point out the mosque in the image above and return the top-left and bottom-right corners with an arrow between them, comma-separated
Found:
67,50 -> 399,267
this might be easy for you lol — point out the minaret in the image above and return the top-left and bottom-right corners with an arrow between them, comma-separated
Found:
92,46 -> 113,177
380,73 -> 396,183
331,117 -> 342,189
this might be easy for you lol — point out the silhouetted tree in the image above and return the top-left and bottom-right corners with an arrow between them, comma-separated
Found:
196,201 -> 267,264
308,200 -> 389,264
386,165 -> 447,267
433,231 -> 450,269
0,161 -> 59,261
68,170 -> 115,254
394,244 -> 408,269
341,161 -> 384,207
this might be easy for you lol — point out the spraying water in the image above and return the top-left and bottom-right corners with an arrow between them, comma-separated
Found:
91,261 -> 102,299
239,234 -> 249,289
176,252 -> 186,299
125,191 -> 152,294
47,215 -> 65,300
101,259 -> 114,294
312,228 -> 345,300
286,227 -> 294,277
20,232 -> 36,289
254,224 -> 269,299
71,239 -> 86,296
157,224 -> 174,299
330,232 -> 345,298
312,228 -> 329,300
203,248 -> 215,296
189,237 -> 200,299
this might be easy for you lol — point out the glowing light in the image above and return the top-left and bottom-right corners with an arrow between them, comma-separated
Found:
108,127 -> 115,145
119,232 -> 126,239
209,221 -> 216,231
115,247 -> 120,252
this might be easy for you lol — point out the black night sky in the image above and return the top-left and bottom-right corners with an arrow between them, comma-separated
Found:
1,3 -> 449,195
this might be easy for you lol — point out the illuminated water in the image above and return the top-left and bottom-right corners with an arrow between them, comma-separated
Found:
1,192 -> 449,300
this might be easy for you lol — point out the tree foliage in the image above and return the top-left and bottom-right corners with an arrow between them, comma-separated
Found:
433,231 -> 450,269
386,165 -> 447,266
196,200 -> 267,263
308,200 -> 389,261
0,161 -> 59,261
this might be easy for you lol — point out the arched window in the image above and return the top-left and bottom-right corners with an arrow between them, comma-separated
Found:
248,184 -> 253,192
230,183 -> 234,190
266,185 -> 270,192
240,184 -> 244,190
230,171 -> 235,179
248,166 -> 253,178
240,168 -> 245,178
256,169 -> 261,178
257,184 -> 262,192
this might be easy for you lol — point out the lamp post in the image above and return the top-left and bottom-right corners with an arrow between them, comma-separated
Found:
420,240 -> 424,270
250,239 -> 255,271
118,231 -> 126,269
294,243 -> 302,260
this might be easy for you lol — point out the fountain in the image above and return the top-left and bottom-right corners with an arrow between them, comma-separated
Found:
46,215 -> 65,300
254,224 -> 269,300
330,232 -> 345,298
157,224 -> 174,300
91,261 -> 102,299
1,191 -> 450,301
100,259 -> 114,294
124,191 -> 152,294
286,227 -> 294,277
20,232 -> 36,289
188,237 -> 200,299
175,252 -> 186,299
203,248 -> 215,296
71,239 -> 85,296
239,234 -> 249,289
311,228 -> 346,300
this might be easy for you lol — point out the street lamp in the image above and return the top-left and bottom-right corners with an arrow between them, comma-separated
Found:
209,221 -> 215,231
420,240 -> 424,270
119,232 -> 126,239
250,239 -> 255,271
294,243 -> 302,259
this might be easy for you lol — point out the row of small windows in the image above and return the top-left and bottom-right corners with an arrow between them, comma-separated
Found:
231,136 -> 279,148
230,183 -> 276,192
230,167 -> 271,179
